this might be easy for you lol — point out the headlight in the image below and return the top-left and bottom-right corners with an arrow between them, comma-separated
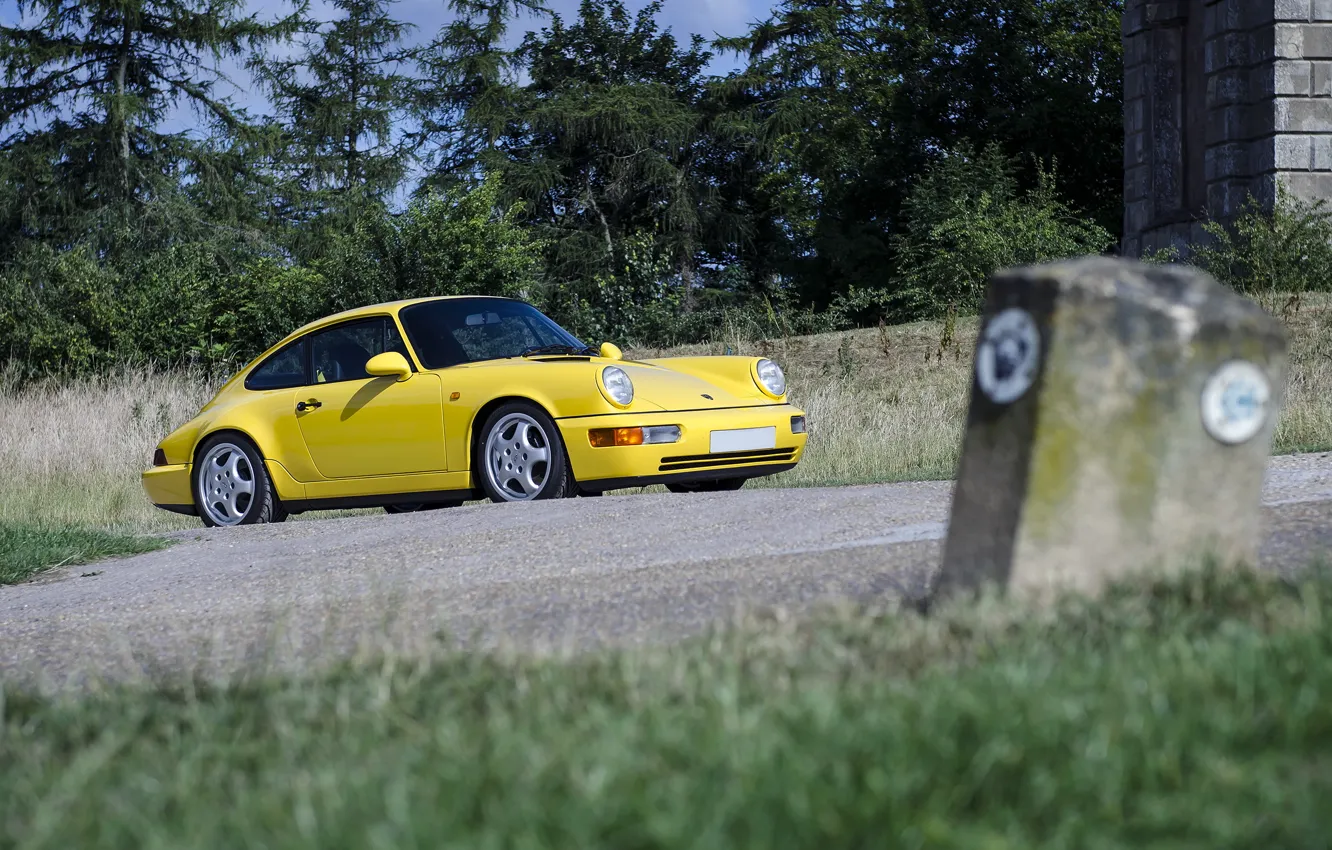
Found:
601,366 -> 634,406
755,359 -> 787,397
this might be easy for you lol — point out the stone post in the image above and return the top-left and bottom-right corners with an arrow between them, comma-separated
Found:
931,257 -> 1288,603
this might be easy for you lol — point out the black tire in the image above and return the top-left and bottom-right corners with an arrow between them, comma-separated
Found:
192,433 -> 288,528
666,478 -> 747,494
475,401 -> 573,503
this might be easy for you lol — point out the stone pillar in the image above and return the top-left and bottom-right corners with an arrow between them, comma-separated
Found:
1123,0 -> 1332,258
931,257 -> 1288,603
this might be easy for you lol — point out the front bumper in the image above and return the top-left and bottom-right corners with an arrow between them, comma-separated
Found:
560,404 -> 807,492
142,464 -> 197,515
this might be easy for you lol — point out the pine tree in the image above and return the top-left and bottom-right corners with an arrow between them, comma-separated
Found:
251,0 -> 414,234
477,0 -> 752,312
410,0 -> 547,184
0,0 -> 302,257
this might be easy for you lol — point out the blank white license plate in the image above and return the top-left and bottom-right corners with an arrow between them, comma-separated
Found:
710,426 -> 777,454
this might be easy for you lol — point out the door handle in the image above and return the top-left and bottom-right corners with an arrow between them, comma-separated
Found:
296,400 -> 323,413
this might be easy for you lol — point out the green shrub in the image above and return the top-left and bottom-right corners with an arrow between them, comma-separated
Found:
1169,186 -> 1332,309
0,178 -> 552,381
837,145 -> 1115,325
0,246 -> 119,378
397,180 -> 547,303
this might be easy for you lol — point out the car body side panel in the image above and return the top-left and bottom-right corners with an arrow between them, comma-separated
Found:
266,459 -> 307,502
155,424 -> 203,468
200,389 -> 321,482
302,470 -> 472,500
294,373 -> 447,478
154,388 -> 320,479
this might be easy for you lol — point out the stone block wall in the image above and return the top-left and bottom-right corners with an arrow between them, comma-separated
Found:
1123,0 -> 1332,257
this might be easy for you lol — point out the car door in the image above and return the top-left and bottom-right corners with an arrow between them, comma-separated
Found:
295,316 -> 447,479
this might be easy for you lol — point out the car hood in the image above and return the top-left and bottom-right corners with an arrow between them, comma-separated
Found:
453,356 -> 775,412
610,360 -> 772,410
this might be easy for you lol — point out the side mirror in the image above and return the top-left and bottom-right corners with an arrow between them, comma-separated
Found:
366,352 -> 412,382
599,342 -> 624,361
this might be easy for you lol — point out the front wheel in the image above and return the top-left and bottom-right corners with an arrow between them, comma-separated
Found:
477,402 -> 573,503
193,434 -> 288,527
666,478 -> 747,494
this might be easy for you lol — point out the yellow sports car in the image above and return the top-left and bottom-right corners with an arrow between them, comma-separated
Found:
142,296 -> 808,527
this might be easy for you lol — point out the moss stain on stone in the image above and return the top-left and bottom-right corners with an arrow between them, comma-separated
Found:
1022,354 -> 1079,543
1022,329 -> 1169,548
1105,372 -> 1165,530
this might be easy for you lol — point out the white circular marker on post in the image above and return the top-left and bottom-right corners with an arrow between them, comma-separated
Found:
976,308 -> 1041,405
1200,361 -> 1272,446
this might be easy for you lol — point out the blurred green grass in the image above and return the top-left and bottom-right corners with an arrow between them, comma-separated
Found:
4,563 -> 1332,848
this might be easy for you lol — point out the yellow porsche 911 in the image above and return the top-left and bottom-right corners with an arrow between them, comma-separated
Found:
142,296 -> 808,527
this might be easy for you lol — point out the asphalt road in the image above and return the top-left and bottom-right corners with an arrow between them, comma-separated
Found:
2,453 -> 1331,690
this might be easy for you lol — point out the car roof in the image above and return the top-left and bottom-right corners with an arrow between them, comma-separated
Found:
282,295 -> 519,341
211,295 -> 525,399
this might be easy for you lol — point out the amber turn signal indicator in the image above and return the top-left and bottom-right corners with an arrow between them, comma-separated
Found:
589,427 -> 645,447
589,425 -> 681,447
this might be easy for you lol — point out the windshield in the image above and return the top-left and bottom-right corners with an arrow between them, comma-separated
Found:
398,298 -> 590,369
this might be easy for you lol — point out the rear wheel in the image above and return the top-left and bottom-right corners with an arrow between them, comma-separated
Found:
477,402 -> 573,503
666,478 -> 747,494
193,434 -> 287,527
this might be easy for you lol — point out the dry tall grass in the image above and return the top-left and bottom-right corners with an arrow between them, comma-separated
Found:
632,318 -> 978,488
0,369 -> 216,532
2,298 -> 1328,533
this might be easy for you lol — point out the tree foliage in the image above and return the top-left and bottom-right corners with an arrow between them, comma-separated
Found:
481,1 -> 754,311
251,0 -> 415,235
718,0 -> 1124,305
0,0 -> 1134,380
837,145 -> 1115,324
0,0 -> 301,258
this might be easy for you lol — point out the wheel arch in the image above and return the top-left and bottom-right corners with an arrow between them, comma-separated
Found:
192,426 -> 270,466
467,395 -> 560,489
189,426 -> 304,504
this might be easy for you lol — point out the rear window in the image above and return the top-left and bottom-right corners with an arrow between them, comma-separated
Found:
245,340 -> 307,391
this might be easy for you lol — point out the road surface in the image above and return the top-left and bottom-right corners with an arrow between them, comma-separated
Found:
2,453 -> 1330,689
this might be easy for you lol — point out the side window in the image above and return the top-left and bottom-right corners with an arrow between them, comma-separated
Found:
245,340 -> 308,391
309,317 -> 411,384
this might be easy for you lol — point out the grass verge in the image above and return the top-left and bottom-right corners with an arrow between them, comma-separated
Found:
3,564 -> 1332,847
0,523 -> 169,585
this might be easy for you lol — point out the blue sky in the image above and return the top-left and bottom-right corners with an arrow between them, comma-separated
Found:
322,0 -> 775,73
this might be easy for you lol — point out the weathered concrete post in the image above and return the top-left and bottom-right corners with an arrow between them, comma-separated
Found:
931,257 -> 1288,603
